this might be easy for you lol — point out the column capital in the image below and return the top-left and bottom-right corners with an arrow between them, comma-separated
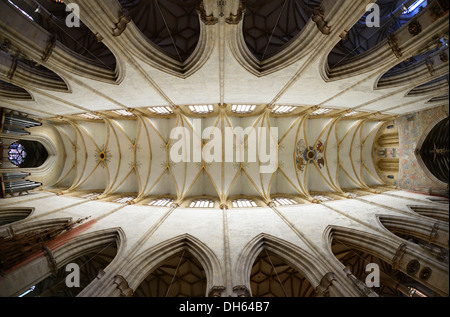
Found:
315,272 -> 336,297
232,285 -> 251,297
113,275 -> 134,297
208,286 -> 226,297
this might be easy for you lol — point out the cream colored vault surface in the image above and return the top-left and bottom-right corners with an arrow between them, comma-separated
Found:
0,0 -> 448,299
45,111 -> 384,205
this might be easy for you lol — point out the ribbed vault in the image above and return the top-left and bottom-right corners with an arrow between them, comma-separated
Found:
417,117 -> 449,184
48,108 -> 384,206
32,0 -> 117,69
328,0 -> 426,69
241,0 -> 322,61
119,0 -> 201,62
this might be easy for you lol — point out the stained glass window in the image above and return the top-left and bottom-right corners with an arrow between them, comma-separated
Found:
8,142 -> 27,166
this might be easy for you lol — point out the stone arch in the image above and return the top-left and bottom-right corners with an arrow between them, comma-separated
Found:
233,233 -> 328,296
115,0 -> 216,78
326,0 -> 420,71
374,46 -> 448,90
326,225 -> 449,297
120,0 -> 201,63
241,0 -> 322,61
228,0 -> 366,76
324,3 -> 449,82
0,207 -> 34,228
0,53 -> 70,93
414,116 -> 449,188
377,214 -> 448,252
0,0 -> 122,85
405,74 -> 449,97
0,123 -> 66,187
0,227 -> 124,297
0,80 -> 33,101
408,205 -> 449,223
0,215 -> 70,238
51,227 -> 125,271
124,234 -> 224,296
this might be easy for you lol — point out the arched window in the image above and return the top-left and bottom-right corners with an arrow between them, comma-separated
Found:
148,106 -> 174,115
189,105 -> 214,114
232,199 -> 257,208
113,196 -> 136,204
273,197 -> 297,206
231,105 -> 256,114
310,108 -> 332,116
111,109 -> 135,117
271,106 -> 295,115
5,1 -> 116,82
428,92 -> 449,103
80,193 -> 101,200
409,205 -> 449,223
149,198 -> 174,207
312,195 -> 332,202
0,80 -> 32,100
119,0 -> 201,63
426,198 -> 449,205
378,216 -> 449,262
189,199 -> 214,208
0,208 -> 32,227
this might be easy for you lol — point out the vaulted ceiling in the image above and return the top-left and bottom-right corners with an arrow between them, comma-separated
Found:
49,108 -> 384,205
0,0 -> 448,203
0,0 -> 447,117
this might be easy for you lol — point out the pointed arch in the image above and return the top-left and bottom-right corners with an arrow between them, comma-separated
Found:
325,225 -> 449,297
0,227 -> 124,297
377,214 -> 449,250
0,51 -> 70,93
124,234 -> 224,295
115,0 -> 216,78
415,116 -> 449,187
0,0 -> 122,84
324,2 -> 449,81
0,80 -> 33,100
406,74 -> 449,97
233,233 -> 328,295
375,46 -> 449,89
408,205 -> 449,223
229,0 -> 325,76
0,207 -> 34,228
